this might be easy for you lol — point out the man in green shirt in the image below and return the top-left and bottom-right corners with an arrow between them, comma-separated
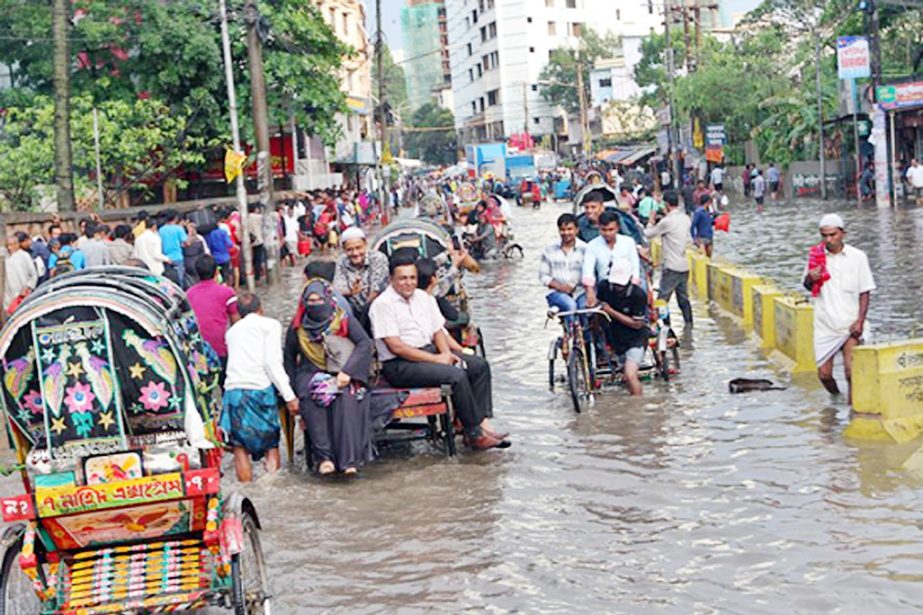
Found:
637,190 -> 665,225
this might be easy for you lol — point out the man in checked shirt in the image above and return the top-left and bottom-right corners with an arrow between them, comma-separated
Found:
539,213 -> 588,324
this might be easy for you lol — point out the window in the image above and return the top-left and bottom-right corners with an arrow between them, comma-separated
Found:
465,16 -> 470,28
599,77 -> 612,87
527,16 -> 533,23
479,0 -> 485,11
648,1 -> 654,14
472,9 -> 478,23
481,25 -> 487,42
546,0 -> 554,6
342,12 -> 349,36
488,22 -> 496,38
471,101 -> 477,114
328,7 -> 336,27
487,89 -> 498,106
533,117 -> 540,124
531,84 -> 538,91
566,0 -> 576,7
467,42 -> 473,56
570,22 -> 583,36
479,97 -> 485,112
483,54 -> 490,69
487,0 -> 495,9
476,63 -> 482,77
529,46 -> 535,53
547,21 -> 556,35
469,68 -> 474,82
616,9 -> 621,20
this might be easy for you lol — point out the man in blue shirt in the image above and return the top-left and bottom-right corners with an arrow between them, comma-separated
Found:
767,163 -> 781,200
691,194 -> 715,257
158,210 -> 189,287
205,209 -> 234,284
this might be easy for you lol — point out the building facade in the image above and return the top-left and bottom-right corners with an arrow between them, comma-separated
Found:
445,0 -> 662,145
312,0 -> 373,166
401,0 -> 453,112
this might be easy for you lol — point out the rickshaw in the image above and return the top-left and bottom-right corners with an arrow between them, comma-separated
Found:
372,220 -> 485,357
0,267 -> 270,614
569,184 -> 681,386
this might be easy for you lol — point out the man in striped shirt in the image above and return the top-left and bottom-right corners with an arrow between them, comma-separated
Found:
539,213 -> 588,323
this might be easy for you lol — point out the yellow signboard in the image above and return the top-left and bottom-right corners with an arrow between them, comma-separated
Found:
36,473 -> 185,518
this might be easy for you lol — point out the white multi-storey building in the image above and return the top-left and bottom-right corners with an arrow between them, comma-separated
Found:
445,0 -> 662,144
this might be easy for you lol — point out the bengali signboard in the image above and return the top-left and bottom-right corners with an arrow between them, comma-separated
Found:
705,123 -> 725,163
876,81 -> 923,111
36,473 -> 185,517
836,36 -> 871,80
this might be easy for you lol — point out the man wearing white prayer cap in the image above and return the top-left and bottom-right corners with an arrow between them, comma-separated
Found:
332,225 -> 389,332
803,213 -> 875,403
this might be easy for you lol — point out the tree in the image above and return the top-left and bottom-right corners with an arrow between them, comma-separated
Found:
539,29 -> 621,115
0,95 -> 206,211
52,0 -> 75,211
404,103 -> 457,166
373,44 -> 409,124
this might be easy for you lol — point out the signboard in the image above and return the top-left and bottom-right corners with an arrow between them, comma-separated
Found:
876,81 -> 923,111
35,473 -> 185,517
692,117 -> 704,149
705,124 -> 726,146
836,36 -> 871,80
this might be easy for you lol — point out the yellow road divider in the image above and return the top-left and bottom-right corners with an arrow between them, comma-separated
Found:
750,285 -> 783,349
771,295 -> 816,373
650,238 -> 662,268
844,340 -> 923,443
687,251 -> 709,297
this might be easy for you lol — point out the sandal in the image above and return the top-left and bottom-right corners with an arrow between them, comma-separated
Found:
317,460 -> 335,475
342,467 -> 358,476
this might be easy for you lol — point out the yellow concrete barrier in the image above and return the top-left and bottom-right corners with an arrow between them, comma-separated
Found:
750,284 -> 783,349
650,238 -> 662,268
772,294 -> 815,373
687,251 -> 709,297
709,265 -> 763,327
844,339 -> 923,443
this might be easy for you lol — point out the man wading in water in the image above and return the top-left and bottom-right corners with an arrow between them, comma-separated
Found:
803,214 -> 875,404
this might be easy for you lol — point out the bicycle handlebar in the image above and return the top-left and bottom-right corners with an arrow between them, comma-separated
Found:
547,306 -> 612,322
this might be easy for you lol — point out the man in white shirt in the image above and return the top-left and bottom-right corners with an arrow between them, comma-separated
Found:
132,217 -> 171,276
803,213 -> 875,404
582,210 -> 641,309
4,235 -> 37,313
905,158 -> 923,205
370,252 -> 510,451
222,292 -> 298,481
710,165 -> 725,193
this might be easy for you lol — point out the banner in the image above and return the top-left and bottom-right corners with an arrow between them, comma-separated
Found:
224,148 -> 247,183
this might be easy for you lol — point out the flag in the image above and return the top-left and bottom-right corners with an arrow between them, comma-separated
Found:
224,148 -> 247,183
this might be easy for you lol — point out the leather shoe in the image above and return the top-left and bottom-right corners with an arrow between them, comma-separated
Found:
464,432 -> 511,450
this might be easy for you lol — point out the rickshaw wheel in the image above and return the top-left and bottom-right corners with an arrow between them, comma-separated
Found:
0,536 -> 44,615
231,512 -> 271,615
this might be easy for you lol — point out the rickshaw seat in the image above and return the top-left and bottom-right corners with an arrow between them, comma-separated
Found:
371,385 -> 451,419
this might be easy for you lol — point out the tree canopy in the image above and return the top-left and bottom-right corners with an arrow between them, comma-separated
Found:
0,0 -> 348,209
538,29 -> 622,115
404,103 -> 457,166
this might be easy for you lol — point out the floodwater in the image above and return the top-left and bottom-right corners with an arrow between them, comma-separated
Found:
241,197 -> 923,613
3,197 -> 923,614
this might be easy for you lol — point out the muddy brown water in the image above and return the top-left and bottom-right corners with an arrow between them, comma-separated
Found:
2,198 -> 923,614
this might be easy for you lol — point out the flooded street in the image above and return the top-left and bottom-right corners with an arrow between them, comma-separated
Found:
2,199 -> 922,614
239,199 -> 923,613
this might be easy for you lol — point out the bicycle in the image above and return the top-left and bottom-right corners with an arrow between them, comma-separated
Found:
546,306 -> 610,413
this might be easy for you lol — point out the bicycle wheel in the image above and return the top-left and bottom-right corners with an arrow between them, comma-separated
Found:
0,535 -> 44,615
566,345 -> 592,413
231,511 -> 271,615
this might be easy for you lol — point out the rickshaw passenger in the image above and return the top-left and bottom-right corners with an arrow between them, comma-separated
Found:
582,210 -> 641,308
576,192 -> 605,243
416,257 -> 469,329
466,202 -> 498,259
370,254 -> 510,451
223,292 -> 299,482
332,227 -> 389,332
284,279 -> 372,476
539,213 -> 588,325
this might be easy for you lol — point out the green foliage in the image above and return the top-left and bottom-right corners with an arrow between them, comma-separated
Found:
0,0 -> 347,153
633,31 -> 687,109
404,103 -> 457,166
0,95 -> 205,211
374,44 -> 409,122
539,29 -> 622,115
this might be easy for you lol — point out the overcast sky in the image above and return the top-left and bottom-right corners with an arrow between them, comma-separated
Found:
363,0 -> 763,54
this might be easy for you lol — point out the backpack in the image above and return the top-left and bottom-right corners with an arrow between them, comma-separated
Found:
52,252 -> 74,277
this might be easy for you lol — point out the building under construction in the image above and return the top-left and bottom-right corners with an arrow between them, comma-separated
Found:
401,0 -> 452,112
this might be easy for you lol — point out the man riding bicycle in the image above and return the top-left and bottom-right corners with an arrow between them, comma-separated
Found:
539,214 -> 587,322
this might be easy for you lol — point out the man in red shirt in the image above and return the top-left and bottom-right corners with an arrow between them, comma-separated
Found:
187,255 -> 239,375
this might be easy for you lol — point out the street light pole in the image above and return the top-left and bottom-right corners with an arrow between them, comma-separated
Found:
219,0 -> 254,291
576,60 -> 591,156
664,0 -> 681,188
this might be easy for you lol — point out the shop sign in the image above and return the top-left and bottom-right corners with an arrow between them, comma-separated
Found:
705,124 -> 726,146
877,81 -> 923,111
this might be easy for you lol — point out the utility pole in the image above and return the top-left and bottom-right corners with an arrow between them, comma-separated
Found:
814,28 -> 828,199
681,5 -> 693,72
523,82 -> 530,137
245,0 -> 277,282
219,0 -> 254,291
52,0 -> 75,212
576,62 -> 591,157
375,0 -> 390,218
664,0 -> 681,188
